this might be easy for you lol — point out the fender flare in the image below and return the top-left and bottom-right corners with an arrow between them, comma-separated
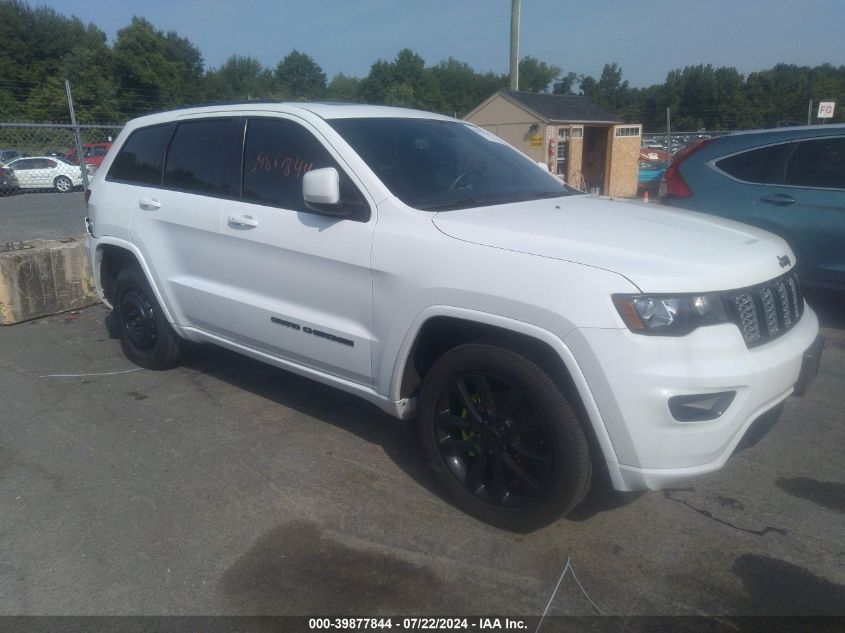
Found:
90,236 -> 177,325
390,305 -> 620,468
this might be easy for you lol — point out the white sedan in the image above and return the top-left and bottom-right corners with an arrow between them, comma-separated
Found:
6,156 -> 93,193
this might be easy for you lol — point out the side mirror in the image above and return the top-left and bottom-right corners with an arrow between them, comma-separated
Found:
303,167 -> 349,216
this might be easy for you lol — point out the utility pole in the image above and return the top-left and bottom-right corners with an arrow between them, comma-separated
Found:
807,99 -> 812,126
64,79 -> 89,190
510,0 -> 520,91
666,107 -> 672,166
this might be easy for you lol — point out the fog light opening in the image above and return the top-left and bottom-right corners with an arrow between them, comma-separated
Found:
669,391 -> 736,422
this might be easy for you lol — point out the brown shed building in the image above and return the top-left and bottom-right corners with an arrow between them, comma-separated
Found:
465,90 -> 642,198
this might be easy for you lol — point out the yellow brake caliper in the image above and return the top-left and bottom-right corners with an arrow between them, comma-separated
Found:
460,394 -> 483,457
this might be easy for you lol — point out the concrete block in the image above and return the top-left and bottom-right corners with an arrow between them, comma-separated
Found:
0,238 -> 99,325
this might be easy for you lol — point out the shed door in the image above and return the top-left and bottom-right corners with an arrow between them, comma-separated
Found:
556,128 -> 569,176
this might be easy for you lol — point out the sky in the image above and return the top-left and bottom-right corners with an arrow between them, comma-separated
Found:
45,0 -> 845,87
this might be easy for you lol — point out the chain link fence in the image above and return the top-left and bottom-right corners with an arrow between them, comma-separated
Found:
640,131 -> 732,158
637,130 -> 733,198
0,123 -> 122,194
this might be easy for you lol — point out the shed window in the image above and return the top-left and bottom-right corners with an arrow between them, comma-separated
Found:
615,126 -> 641,138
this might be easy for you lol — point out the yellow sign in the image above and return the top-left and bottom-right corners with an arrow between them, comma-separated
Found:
529,135 -> 543,148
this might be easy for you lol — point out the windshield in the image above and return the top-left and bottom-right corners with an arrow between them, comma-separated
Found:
328,118 -> 574,210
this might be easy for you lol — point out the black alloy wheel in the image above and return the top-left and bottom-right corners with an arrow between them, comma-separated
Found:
434,371 -> 552,507
417,344 -> 592,531
120,287 -> 158,352
113,266 -> 181,370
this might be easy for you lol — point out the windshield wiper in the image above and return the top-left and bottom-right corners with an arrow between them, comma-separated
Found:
529,190 -> 568,199
416,190 -> 568,211
415,198 -> 481,211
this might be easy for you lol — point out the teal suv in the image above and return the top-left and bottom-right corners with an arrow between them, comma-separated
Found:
659,125 -> 845,291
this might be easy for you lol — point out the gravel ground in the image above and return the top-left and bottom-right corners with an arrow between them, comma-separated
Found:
0,297 -> 842,620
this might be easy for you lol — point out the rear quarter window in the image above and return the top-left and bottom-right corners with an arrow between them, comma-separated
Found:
107,124 -> 174,186
714,143 -> 790,184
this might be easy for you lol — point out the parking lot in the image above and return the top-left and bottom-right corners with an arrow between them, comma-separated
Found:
0,191 -> 86,242
0,296 -> 843,618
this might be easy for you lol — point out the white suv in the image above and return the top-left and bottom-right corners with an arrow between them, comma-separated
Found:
85,103 -> 823,529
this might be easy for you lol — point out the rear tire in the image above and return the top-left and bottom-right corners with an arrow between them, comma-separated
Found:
416,343 -> 592,531
113,266 -> 181,370
54,175 -> 73,193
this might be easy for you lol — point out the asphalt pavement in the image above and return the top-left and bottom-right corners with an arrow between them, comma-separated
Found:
0,296 -> 843,619
0,191 -> 86,242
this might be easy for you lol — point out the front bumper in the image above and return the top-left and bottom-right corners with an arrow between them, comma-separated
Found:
565,305 -> 821,491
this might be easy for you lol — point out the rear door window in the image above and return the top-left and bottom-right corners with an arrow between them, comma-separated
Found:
714,143 -> 790,184
784,138 -> 845,190
163,119 -> 232,197
107,124 -> 174,186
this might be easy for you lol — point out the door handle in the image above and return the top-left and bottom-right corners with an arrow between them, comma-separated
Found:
138,197 -> 161,210
228,214 -> 259,229
759,194 -> 795,206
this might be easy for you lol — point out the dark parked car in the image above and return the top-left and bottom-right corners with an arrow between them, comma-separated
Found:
0,148 -> 24,164
0,165 -> 20,194
659,125 -> 845,290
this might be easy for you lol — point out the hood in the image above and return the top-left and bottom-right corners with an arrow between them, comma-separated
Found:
431,195 -> 794,293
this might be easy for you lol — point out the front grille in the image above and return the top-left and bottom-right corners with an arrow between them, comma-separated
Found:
723,271 -> 803,348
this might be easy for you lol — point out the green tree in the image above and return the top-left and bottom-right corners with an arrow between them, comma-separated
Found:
4,1 -> 844,129
713,66 -> 745,128
359,49 -> 440,110
626,83 -> 663,131
517,56 -> 560,92
428,58 -> 507,116
596,63 -> 629,110
0,1 -> 116,120
326,73 -> 362,102
359,59 -> 392,104
275,50 -> 326,100
205,55 -> 280,101
579,75 -> 598,100
552,71 -> 582,95
113,17 -> 204,115
25,45 -> 121,123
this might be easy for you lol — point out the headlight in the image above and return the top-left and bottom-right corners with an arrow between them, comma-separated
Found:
613,293 -> 728,336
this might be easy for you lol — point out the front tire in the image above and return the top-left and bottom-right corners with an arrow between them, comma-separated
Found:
113,266 -> 181,370
417,344 -> 592,531
54,175 -> 73,193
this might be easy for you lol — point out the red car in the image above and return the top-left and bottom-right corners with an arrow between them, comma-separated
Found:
639,147 -> 668,162
64,142 -> 112,168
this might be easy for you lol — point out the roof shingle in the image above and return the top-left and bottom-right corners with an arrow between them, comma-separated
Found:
502,90 -> 623,123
